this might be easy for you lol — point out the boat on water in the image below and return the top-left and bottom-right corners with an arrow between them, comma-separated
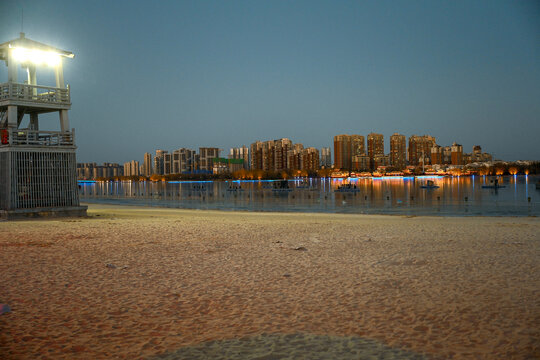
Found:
420,180 -> 440,189
335,183 -> 360,192
272,180 -> 292,192
482,177 -> 506,189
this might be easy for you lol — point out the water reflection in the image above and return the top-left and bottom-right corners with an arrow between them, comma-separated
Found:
79,175 -> 539,216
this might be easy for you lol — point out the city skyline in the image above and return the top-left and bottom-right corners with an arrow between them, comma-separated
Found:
1,0 -> 539,163
79,129 -> 497,167
78,131 -> 499,180
108,130 -> 491,163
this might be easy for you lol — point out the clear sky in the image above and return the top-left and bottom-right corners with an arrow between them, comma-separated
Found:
1,0 -> 539,163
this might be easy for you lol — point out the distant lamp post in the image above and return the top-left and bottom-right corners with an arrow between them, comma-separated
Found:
0,33 -> 87,219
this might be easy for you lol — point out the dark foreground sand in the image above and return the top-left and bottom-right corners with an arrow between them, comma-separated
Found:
0,204 -> 539,359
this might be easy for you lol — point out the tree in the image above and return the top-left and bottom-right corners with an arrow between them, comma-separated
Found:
508,166 -> 519,175
478,166 -> 491,176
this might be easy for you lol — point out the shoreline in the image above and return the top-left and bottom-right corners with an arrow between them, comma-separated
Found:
78,173 -> 540,182
1,204 -> 539,359
79,201 -> 537,219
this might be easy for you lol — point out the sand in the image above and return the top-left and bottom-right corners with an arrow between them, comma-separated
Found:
0,204 -> 539,359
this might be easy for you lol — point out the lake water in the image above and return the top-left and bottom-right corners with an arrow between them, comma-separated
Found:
79,175 -> 540,216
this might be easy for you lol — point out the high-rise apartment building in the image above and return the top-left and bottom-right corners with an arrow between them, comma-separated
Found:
352,154 -> 371,171
334,134 -> 364,170
443,146 -> 452,164
472,145 -> 482,162
287,149 -> 302,170
293,143 -> 304,152
77,163 -> 123,180
199,147 -> 220,172
254,139 -> 291,172
367,133 -> 384,159
163,153 -> 172,175
367,133 -> 384,170
334,135 -> 351,170
123,160 -> 140,177
229,146 -> 249,169
351,135 -> 365,156
102,163 -> 122,178
288,143 -> 305,170
408,135 -> 436,166
389,133 -> 406,170
250,139 -> 321,172
320,147 -> 331,168
451,142 -> 463,165
274,138 -> 293,171
250,141 -> 264,170
172,150 -> 181,174
172,148 -> 196,174
193,153 -> 200,171
373,154 -> 390,169
301,147 -> 320,172
469,145 -> 492,163
142,152 -> 153,176
153,150 -> 167,175
262,140 -> 275,171
431,145 -> 443,165
133,160 -> 140,176
77,163 -> 95,180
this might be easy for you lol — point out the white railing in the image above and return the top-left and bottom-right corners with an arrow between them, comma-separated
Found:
0,128 -> 75,147
0,82 -> 70,105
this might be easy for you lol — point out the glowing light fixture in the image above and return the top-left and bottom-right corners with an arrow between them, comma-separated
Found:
11,46 -> 63,67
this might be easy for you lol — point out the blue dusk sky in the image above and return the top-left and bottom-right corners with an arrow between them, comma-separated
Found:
1,0 -> 539,163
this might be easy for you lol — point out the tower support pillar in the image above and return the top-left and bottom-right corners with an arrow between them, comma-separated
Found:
30,113 -> 39,130
7,105 -> 17,128
60,110 -> 70,132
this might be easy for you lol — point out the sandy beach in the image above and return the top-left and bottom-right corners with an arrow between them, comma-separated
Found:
0,204 -> 539,359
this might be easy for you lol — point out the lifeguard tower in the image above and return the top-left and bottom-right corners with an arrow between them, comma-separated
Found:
0,33 -> 87,218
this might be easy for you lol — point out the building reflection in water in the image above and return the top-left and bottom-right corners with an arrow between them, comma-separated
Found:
78,175 -> 538,216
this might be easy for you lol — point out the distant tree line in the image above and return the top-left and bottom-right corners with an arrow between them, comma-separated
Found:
472,161 -> 540,176
95,168 -> 334,182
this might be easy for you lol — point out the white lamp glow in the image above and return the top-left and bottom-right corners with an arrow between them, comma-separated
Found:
11,47 -> 61,67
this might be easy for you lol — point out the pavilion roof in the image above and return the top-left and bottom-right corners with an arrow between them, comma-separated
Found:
0,33 -> 74,61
